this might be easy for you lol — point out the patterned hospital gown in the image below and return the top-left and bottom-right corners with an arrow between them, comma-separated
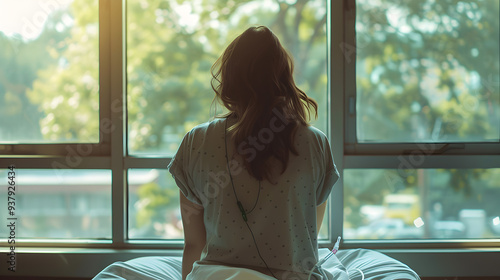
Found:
168,116 -> 339,280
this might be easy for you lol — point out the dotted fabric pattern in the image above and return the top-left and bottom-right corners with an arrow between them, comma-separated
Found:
168,117 -> 339,279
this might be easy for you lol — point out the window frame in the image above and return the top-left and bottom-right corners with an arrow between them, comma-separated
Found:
0,0 -> 500,278
339,0 -> 500,249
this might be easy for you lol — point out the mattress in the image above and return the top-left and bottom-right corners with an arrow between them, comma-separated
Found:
93,248 -> 420,280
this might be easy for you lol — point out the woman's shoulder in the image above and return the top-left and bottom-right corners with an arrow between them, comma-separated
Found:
185,117 -> 225,136
293,124 -> 332,153
295,124 -> 328,140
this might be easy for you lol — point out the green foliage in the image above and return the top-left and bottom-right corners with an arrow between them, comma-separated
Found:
356,0 -> 499,142
135,182 -> 177,228
15,0 -> 99,142
0,10 -> 69,142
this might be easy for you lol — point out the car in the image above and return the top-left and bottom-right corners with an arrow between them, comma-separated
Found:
432,221 -> 466,238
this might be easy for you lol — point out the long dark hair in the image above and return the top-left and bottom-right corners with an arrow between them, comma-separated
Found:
211,26 -> 318,182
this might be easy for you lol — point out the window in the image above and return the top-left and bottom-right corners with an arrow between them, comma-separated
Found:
125,0 -> 330,241
341,0 -> 500,247
1,0 -> 499,278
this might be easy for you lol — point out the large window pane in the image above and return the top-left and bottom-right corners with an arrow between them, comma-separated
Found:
0,0 -> 99,143
127,0 -> 328,156
0,169 -> 111,239
344,168 -> 500,240
356,0 -> 500,143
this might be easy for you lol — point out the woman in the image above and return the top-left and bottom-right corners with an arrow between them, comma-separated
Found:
167,26 -> 339,280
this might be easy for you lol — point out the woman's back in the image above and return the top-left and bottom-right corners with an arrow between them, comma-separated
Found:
168,116 -> 338,279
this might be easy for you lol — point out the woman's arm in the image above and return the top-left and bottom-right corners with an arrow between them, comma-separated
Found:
316,200 -> 327,233
180,190 -> 206,280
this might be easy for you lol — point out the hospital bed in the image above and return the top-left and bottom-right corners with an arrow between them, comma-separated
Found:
93,248 -> 421,280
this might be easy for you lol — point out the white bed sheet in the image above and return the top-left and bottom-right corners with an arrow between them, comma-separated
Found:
93,248 -> 420,280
